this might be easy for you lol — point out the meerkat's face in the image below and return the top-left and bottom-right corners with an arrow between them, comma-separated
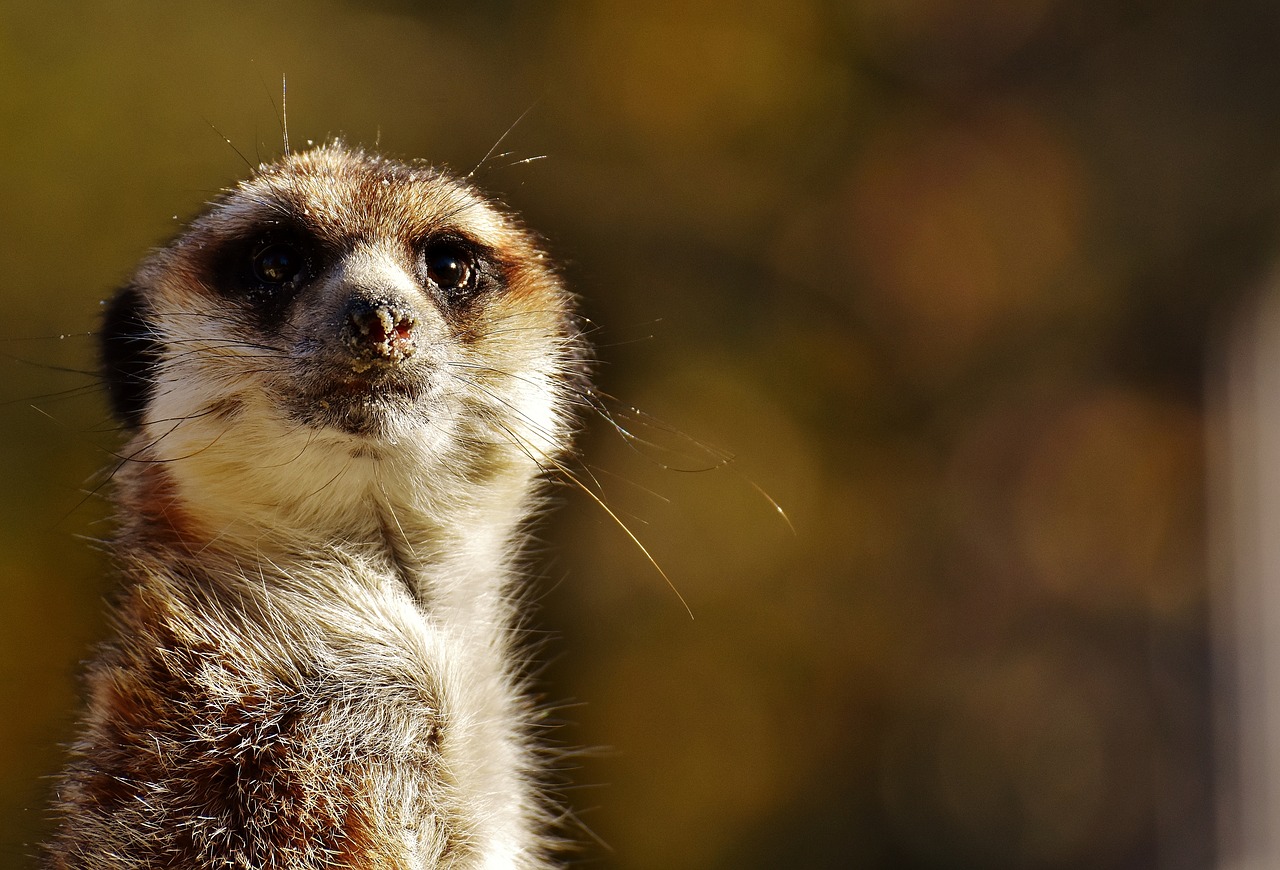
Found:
101,146 -> 578,477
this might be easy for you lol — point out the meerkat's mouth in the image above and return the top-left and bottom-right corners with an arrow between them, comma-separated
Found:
286,364 -> 430,437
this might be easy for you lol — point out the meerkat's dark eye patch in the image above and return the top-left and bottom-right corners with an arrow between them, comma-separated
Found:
252,241 -> 308,286
417,236 -> 501,312
210,226 -> 323,325
421,239 -> 477,294
424,243 -> 473,291
235,234 -> 316,297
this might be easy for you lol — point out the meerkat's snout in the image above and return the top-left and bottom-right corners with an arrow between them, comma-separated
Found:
343,296 -> 419,364
325,245 -> 431,369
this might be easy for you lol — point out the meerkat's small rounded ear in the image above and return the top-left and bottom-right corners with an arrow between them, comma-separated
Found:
99,284 -> 161,430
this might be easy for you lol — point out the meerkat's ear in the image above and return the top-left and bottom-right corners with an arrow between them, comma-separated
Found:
100,284 -> 161,430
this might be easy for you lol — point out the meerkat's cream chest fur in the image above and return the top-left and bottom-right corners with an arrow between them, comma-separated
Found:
45,145 -> 584,869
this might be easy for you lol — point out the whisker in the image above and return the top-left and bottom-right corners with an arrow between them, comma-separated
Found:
0,330 -> 96,342
503,155 -> 548,170
203,116 -> 255,174
0,350 -> 99,377
467,100 -> 540,181
0,382 -> 103,409
443,365 -> 694,617
548,456 -> 694,620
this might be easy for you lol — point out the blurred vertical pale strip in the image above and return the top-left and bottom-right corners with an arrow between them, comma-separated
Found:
1214,278 -> 1280,870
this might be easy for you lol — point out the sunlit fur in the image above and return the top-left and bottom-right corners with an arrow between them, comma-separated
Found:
46,145 -> 584,869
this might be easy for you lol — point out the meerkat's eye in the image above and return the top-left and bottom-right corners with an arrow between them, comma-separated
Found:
252,242 -> 306,285
422,241 -> 476,294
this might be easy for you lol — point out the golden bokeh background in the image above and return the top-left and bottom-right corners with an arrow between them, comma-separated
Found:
1,1 -> 1276,867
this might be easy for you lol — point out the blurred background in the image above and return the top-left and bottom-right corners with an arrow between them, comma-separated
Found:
2,1 -> 1280,867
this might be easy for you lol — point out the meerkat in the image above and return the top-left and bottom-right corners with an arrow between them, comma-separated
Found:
44,143 -> 585,869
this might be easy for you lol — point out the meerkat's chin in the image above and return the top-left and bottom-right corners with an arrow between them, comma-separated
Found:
293,388 -> 424,436
297,401 -> 420,439
279,362 -> 433,437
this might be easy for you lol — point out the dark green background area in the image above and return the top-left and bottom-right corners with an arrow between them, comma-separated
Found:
2,1 -> 1278,867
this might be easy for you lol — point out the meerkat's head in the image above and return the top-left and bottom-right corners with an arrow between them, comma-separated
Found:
100,144 -> 582,546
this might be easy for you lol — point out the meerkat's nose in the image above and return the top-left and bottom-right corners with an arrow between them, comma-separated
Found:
343,297 -> 418,364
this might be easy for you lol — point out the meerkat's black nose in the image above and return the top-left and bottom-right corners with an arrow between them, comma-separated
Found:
343,297 -> 418,364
